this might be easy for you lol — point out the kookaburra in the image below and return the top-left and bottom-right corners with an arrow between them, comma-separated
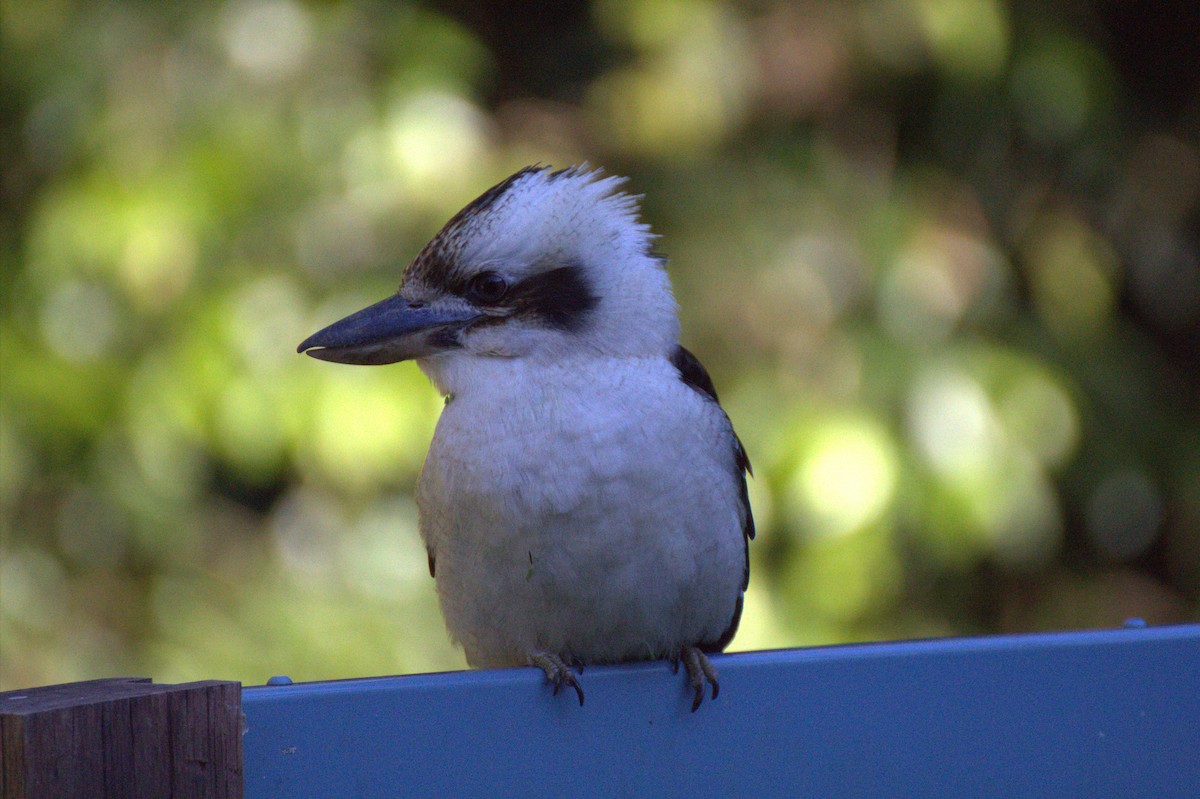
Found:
298,166 -> 753,710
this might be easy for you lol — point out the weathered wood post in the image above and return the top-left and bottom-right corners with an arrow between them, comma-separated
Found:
1,677 -> 242,799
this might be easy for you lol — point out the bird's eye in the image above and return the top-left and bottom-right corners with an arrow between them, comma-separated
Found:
467,272 -> 508,304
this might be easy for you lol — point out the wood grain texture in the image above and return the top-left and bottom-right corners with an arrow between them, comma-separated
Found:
1,678 -> 242,799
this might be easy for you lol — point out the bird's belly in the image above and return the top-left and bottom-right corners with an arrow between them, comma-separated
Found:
418,414 -> 744,667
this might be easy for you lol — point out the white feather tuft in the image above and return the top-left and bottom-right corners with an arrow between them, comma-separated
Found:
416,165 -> 680,388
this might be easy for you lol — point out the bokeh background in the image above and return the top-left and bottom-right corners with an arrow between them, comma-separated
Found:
2,0 -> 1197,690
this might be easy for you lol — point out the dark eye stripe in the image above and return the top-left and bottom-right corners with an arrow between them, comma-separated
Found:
461,264 -> 598,333
508,265 -> 598,331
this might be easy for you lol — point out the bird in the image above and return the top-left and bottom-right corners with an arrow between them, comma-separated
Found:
298,165 -> 753,711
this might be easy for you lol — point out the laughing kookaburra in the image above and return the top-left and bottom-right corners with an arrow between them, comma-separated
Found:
298,166 -> 753,710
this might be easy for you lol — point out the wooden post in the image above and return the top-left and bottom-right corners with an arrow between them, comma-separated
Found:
1,678 -> 242,799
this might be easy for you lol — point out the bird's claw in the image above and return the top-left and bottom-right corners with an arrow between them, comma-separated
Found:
680,646 -> 719,712
529,651 -> 585,706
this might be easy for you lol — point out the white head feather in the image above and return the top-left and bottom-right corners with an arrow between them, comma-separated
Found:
404,166 -> 681,391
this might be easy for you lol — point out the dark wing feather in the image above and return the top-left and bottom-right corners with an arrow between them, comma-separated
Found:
671,345 -> 755,651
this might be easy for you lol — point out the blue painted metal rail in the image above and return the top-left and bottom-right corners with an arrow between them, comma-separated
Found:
243,624 -> 1199,798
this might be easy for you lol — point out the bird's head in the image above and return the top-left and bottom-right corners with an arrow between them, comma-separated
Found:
298,166 -> 679,391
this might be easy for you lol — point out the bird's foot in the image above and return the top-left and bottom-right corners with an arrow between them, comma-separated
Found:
528,651 -> 585,706
677,646 -> 719,712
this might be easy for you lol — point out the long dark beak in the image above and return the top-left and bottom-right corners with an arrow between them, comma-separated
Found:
297,294 -> 479,365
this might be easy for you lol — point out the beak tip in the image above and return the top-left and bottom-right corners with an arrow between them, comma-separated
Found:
297,332 -> 324,354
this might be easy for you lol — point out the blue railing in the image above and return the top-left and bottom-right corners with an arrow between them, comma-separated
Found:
243,623 -> 1200,798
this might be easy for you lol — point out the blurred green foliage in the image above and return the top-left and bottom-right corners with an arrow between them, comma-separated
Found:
2,0 -> 1197,690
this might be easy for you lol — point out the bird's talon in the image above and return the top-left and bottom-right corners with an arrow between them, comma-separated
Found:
681,646 -> 719,712
530,651 -> 585,707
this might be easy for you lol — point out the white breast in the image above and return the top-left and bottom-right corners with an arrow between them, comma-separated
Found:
415,354 -> 746,667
